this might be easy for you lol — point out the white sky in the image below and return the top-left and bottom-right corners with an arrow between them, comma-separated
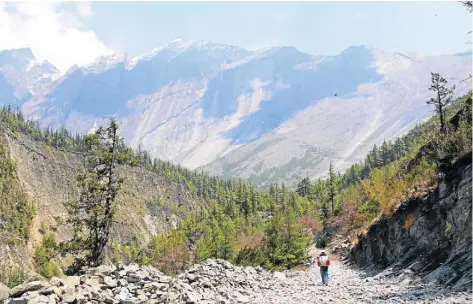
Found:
0,1 -> 112,73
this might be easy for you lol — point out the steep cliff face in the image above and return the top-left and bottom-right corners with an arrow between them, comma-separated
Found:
0,125 -> 203,271
350,153 -> 472,291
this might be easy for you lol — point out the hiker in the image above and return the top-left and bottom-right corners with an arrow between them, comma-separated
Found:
316,251 -> 330,285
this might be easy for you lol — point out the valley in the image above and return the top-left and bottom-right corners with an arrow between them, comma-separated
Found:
0,2 -> 472,303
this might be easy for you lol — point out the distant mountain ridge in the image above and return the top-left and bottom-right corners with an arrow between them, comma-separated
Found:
0,48 -> 59,104
0,40 -> 471,187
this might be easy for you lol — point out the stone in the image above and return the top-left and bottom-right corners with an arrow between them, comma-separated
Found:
0,282 -> 10,301
9,281 -> 50,298
137,294 -> 148,301
61,285 -> 75,295
234,292 -> 250,303
75,291 -> 87,303
125,274 -> 142,283
61,292 -> 76,303
47,278 -> 62,287
61,276 -> 80,288
84,277 -> 101,287
123,264 -> 139,273
27,294 -> 49,304
115,279 -> 127,287
186,274 -> 197,282
46,294 -> 58,304
103,277 -> 117,288
38,286 -> 60,296
8,297 -> 28,304
103,294 -> 116,304
87,265 -> 116,276
184,291 -> 201,303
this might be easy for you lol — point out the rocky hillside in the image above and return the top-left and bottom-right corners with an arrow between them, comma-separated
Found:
2,255 -> 472,304
1,43 -> 471,187
0,123 -> 204,275
350,152 -> 472,291
1,259 -> 281,304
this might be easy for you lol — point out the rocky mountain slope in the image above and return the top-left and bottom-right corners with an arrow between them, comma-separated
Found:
351,152 -> 472,292
0,123 -> 204,274
0,48 -> 59,105
1,42 -> 471,187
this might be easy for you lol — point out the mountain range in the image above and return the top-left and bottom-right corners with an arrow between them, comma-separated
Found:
0,40 -> 471,187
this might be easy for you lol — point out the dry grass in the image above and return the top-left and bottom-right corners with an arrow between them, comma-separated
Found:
290,264 -> 310,271
351,237 -> 359,248
297,216 -> 323,236
237,231 -> 264,250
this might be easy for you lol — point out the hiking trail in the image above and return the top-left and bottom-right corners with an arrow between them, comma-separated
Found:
254,246 -> 472,304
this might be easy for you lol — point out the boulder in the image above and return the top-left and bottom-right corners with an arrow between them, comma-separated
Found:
103,276 -> 118,288
9,281 -> 50,298
87,265 -> 116,276
61,292 -> 76,303
0,282 -> 10,301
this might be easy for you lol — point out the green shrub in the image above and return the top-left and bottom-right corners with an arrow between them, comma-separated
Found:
34,232 -> 62,278
0,265 -> 29,288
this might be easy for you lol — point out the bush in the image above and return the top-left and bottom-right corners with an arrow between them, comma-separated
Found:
0,265 -> 29,288
35,232 -> 62,278
149,230 -> 189,275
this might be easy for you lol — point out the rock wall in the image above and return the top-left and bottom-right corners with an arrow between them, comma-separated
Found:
350,152 -> 472,291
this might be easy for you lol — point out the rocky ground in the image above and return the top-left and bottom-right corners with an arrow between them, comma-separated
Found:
1,254 -> 471,304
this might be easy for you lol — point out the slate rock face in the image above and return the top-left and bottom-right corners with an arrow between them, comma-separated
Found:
351,153 -> 472,291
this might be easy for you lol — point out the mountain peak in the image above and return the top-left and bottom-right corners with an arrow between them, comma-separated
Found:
167,38 -> 203,49
83,53 -> 126,73
0,47 -> 36,67
165,39 -> 247,53
341,45 -> 373,54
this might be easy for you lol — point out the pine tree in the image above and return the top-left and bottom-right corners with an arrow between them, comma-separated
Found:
328,162 -> 337,215
62,119 -> 124,268
296,176 -> 310,197
220,216 -> 238,261
427,73 -> 455,131
380,141 -> 391,165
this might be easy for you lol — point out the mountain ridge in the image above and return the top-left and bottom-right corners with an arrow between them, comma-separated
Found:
0,41 -> 471,187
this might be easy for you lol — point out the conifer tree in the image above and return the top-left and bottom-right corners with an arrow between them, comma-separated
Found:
296,176 -> 310,197
328,162 -> 337,214
62,119 -> 124,268
427,72 -> 455,131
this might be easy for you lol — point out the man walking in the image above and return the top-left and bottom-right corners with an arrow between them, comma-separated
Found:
316,251 -> 330,285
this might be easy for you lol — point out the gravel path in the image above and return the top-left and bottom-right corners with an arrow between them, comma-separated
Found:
255,252 -> 472,304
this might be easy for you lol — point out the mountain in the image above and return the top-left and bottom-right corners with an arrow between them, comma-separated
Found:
0,48 -> 60,106
4,40 -> 471,187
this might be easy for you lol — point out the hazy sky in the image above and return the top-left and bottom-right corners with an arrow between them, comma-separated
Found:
0,1 -> 471,72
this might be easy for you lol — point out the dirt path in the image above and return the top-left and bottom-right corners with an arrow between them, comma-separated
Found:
252,246 -> 472,304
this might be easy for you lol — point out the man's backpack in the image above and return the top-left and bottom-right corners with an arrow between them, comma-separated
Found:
319,255 -> 330,266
